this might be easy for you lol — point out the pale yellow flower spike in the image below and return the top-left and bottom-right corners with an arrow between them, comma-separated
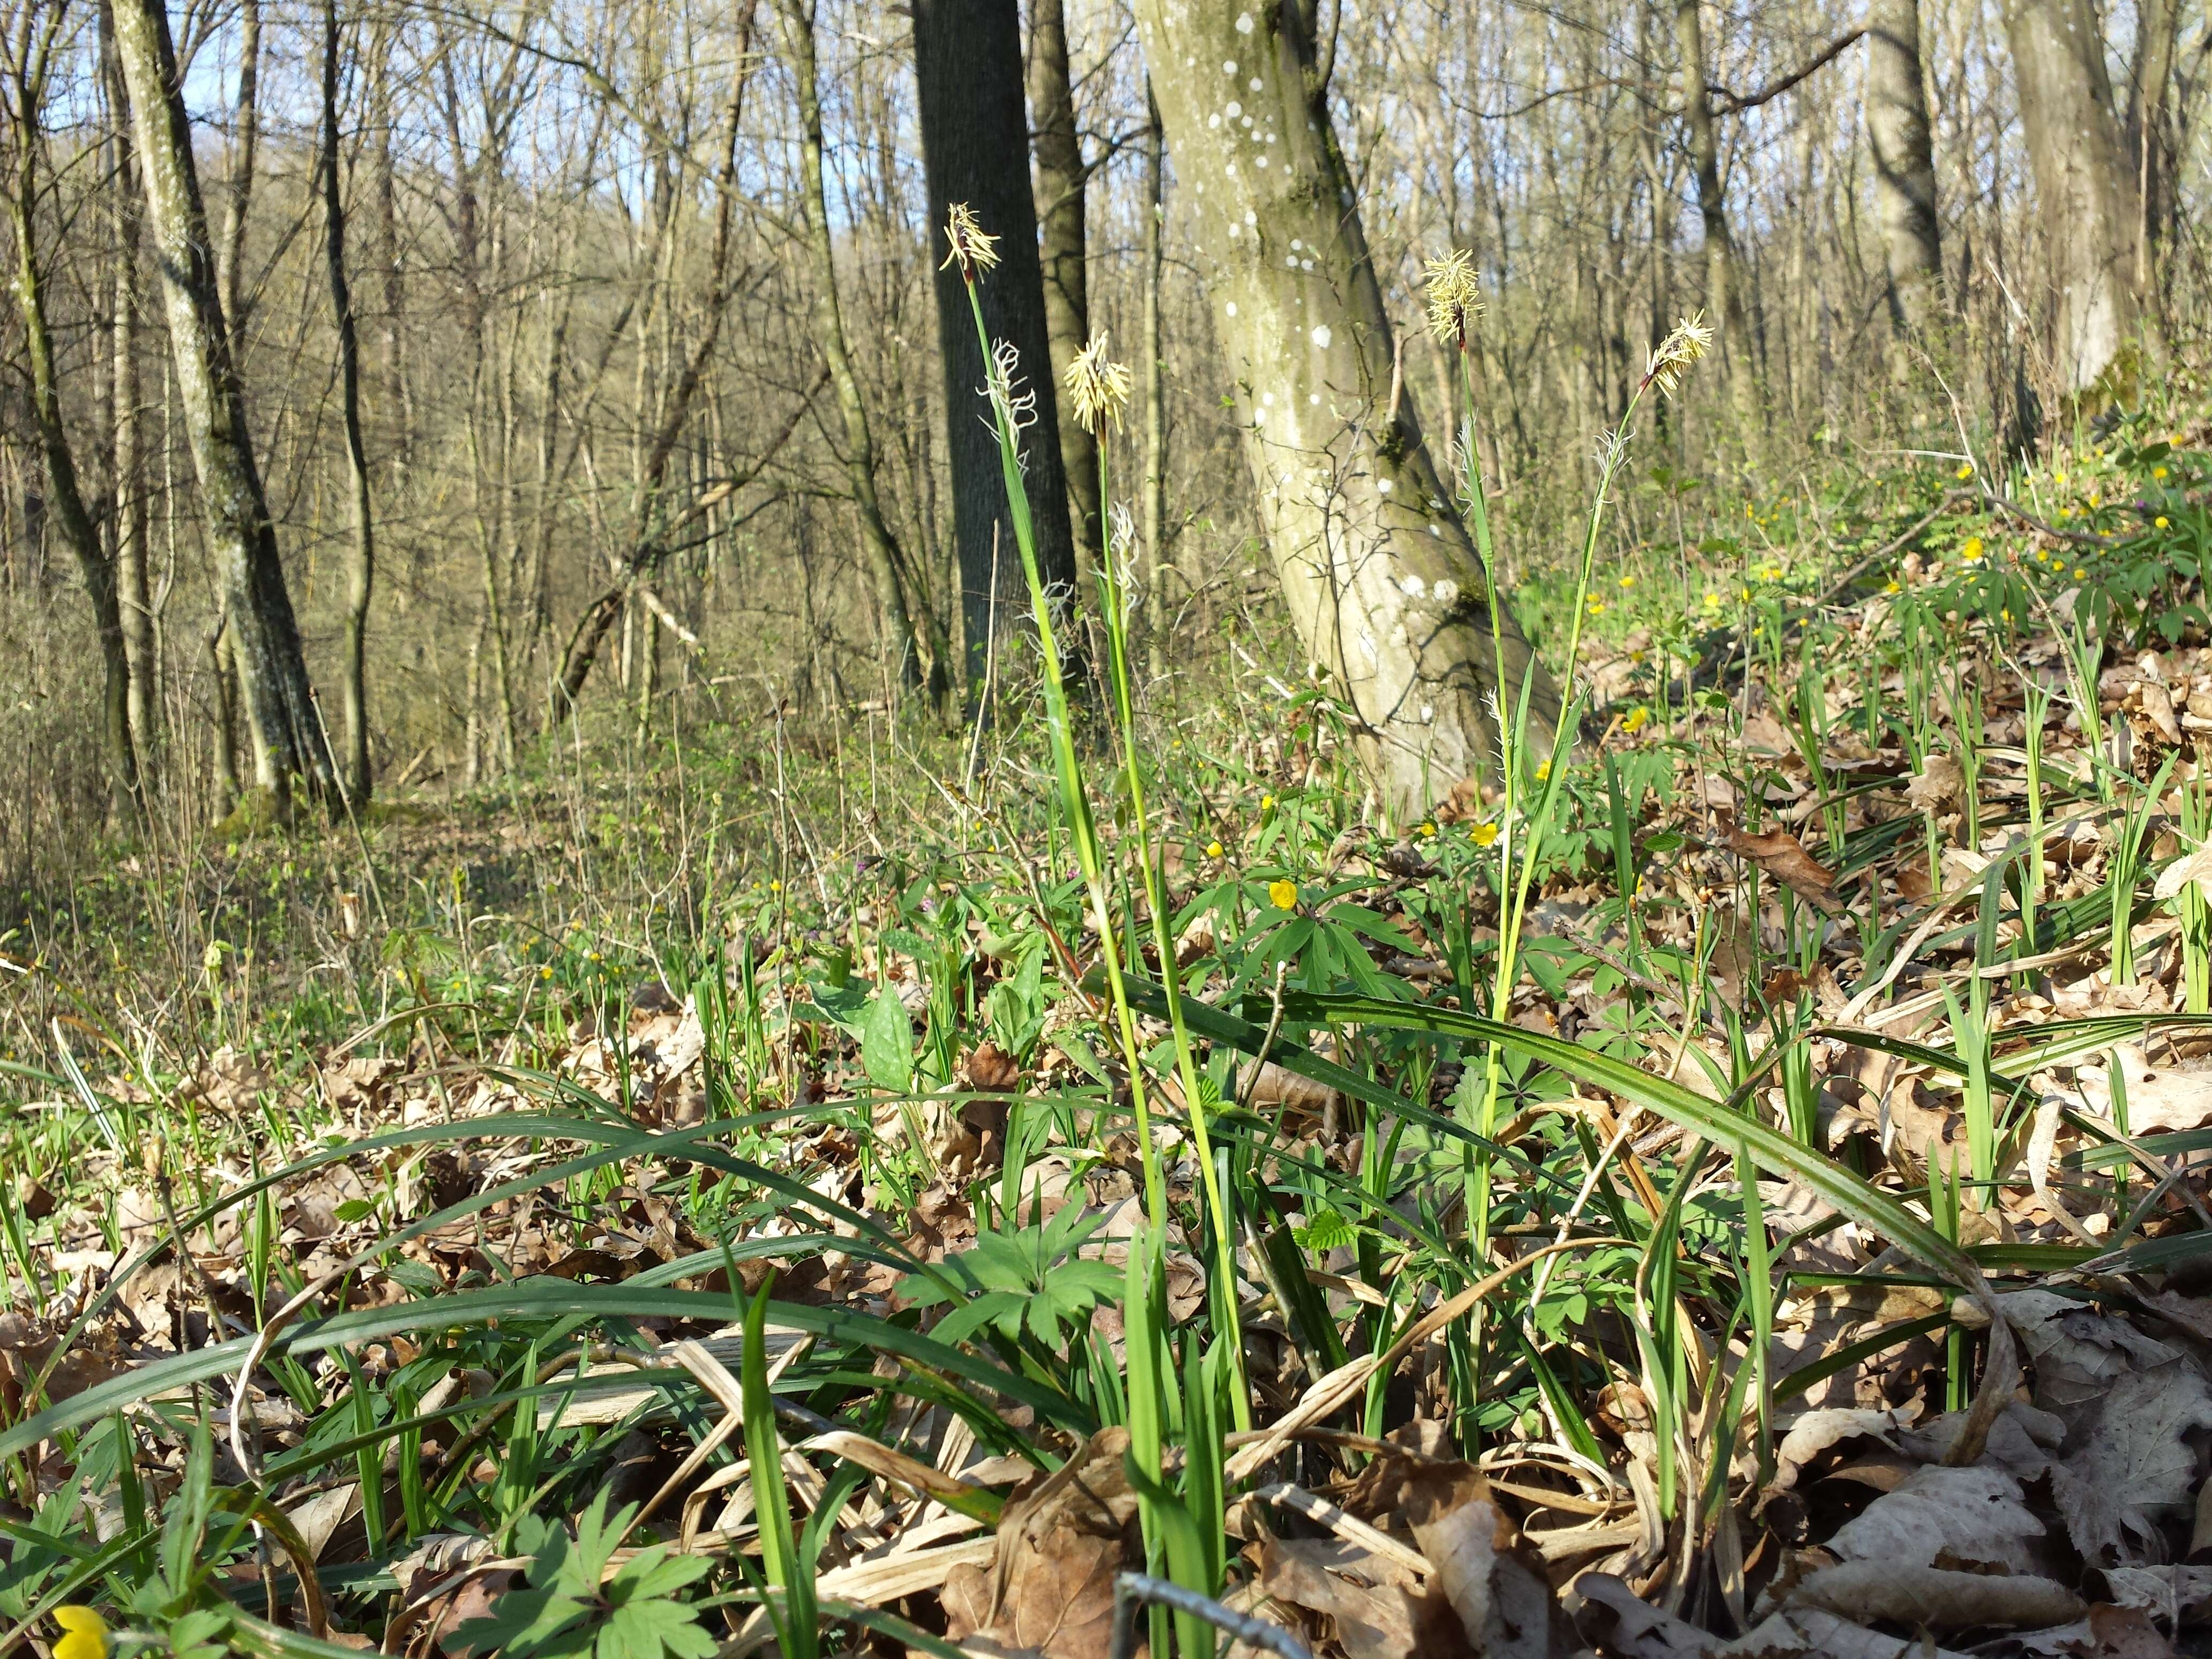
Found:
1423,248 -> 1483,348
940,203 -> 1000,279
1645,311 -> 1713,398
1064,333 -> 1132,435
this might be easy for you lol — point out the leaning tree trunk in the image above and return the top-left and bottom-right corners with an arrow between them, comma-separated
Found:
322,0 -> 375,805
1133,0 -> 1556,817
114,0 -> 334,809
1865,0 -> 1944,334
2003,0 -> 2150,395
911,0 -> 1081,687
2128,0 -> 2181,311
1028,0 -> 1101,576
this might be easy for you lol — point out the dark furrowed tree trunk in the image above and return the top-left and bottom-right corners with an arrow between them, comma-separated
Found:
911,0 -> 1080,688
322,0 -> 375,805
114,0 -> 334,811
1027,0 -> 1100,578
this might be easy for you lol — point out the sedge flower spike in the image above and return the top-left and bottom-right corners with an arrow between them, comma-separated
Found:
1643,311 -> 1713,398
1064,333 -> 1132,435
1423,248 -> 1483,349
940,203 -> 1000,281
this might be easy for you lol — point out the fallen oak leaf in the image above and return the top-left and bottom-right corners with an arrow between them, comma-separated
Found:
1716,814 -> 1841,910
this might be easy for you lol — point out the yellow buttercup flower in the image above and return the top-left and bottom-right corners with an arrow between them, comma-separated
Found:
2155,466 -> 2169,479
1267,878 -> 1298,911
1064,333 -> 1132,435
1955,462 -> 1974,480
1471,821 -> 1499,847
1618,573 -> 1635,589
1417,821 -> 1438,838
1422,248 -> 1484,349
1260,793 -> 1275,810
2073,567 -> 2087,579
1884,580 -> 1901,594
940,203 -> 1000,279
1622,706 -> 1650,734
1961,536 -> 1983,563
1206,840 -> 1224,858
54,1608 -> 110,1659
1534,759 -> 1552,782
2157,515 -> 2171,529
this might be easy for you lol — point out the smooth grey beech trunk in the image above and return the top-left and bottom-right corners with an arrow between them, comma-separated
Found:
1865,0 -> 1944,334
114,0 -> 333,807
2002,0 -> 2148,393
1133,0 -> 1556,817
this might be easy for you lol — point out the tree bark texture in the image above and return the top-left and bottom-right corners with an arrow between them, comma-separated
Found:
114,0 -> 334,805
1864,0 -> 1944,333
2003,0 -> 2148,393
1675,0 -> 1758,425
102,3 -> 157,787
1027,0 -> 1101,576
322,0 -> 375,804
1133,0 -> 1558,817
911,0 -> 1080,685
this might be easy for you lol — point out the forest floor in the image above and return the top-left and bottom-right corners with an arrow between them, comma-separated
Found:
11,408 -> 2212,1658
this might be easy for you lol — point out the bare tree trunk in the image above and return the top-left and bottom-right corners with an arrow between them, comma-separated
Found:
1675,0 -> 1757,423
322,0 -> 374,804
776,0 -> 940,705
219,0 -> 258,331
102,2 -> 156,788
1865,0 -> 1943,334
114,0 -> 334,809
2004,0 -> 2150,394
1134,0 -> 1556,816
911,0 -> 1081,687
208,612 -> 240,820
1028,0 -> 1101,576
2128,0 -> 2181,309
1141,87 -> 1169,685
4,9 -> 135,805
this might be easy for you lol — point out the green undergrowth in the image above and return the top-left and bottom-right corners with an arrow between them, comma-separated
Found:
9,359 -> 2212,1654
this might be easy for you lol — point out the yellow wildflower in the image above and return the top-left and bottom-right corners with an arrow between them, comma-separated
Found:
1206,840 -> 1224,859
1260,793 -> 1275,810
1703,592 -> 1722,608
1064,333 -> 1132,435
1619,573 -> 1635,589
1955,462 -> 1974,480
1422,248 -> 1484,348
1471,821 -> 1499,847
1622,706 -> 1650,734
1884,580 -> 1901,594
1961,536 -> 1984,563
940,203 -> 1000,279
54,1609 -> 109,1659
2157,515 -> 2171,529
1534,759 -> 1552,782
2074,567 -> 2086,579
1267,878 -> 1298,911
2155,466 -> 2170,480
1418,821 -> 1438,838
2055,471 -> 2067,485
